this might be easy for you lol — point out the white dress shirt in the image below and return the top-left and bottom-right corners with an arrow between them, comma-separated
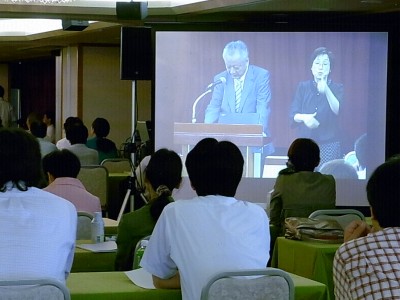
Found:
141,195 -> 270,300
0,185 -> 77,283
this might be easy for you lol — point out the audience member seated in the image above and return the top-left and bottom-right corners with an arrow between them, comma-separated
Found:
25,111 -> 42,133
140,138 -> 270,300
43,110 -> 55,144
354,133 -> 367,178
269,138 -> 336,236
87,117 -> 118,164
319,158 -> 359,179
115,148 -> 182,271
66,123 -> 98,165
135,155 -> 150,194
29,120 -> 57,158
56,117 -> 83,150
43,149 -> 102,214
0,128 -> 76,283
333,158 -> 400,299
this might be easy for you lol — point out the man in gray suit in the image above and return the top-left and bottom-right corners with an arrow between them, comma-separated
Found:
204,40 -> 271,136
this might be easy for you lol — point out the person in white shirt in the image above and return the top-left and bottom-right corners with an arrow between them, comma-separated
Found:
56,116 -> 82,150
140,138 -> 270,300
0,128 -> 77,283
0,85 -> 15,128
43,111 -> 55,144
29,120 -> 57,158
66,123 -> 98,165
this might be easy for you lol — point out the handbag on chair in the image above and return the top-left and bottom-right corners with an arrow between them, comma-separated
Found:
284,217 -> 344,243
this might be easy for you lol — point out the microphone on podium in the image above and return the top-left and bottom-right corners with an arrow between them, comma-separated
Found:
206,77 -> 226,89
192,77 -> 226,123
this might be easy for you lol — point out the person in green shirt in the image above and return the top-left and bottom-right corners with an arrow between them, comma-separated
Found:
114,148 -> 182,271
86,117 -> 118,164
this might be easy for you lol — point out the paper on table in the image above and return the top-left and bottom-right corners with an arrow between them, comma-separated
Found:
125,268 -> 156,289
76,241 -> 117,252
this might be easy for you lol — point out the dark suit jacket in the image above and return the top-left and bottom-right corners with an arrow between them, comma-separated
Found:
204,65 -> 271,136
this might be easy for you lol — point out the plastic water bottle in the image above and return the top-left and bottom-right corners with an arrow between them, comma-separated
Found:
135,239 -> 148,269
91,212 -> 104,243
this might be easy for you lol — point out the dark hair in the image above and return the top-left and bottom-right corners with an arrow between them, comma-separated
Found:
66,123 -> 88,145
0,85 -> 4,98
0,128 -> 44,187
366,158 -> 400,227
185,138 -> 243,197
43,149 -> 81,179
63,116 -> 83,131
310,47 -> 335,71
355,133 -> 367,169
91,118 -> 115,153
145,148 -> 182,221
287,138 -> 320,172
26,112 -> 42,130
92,118 -> 110,138
30,121 -> 47,138
43,111 -> 55,124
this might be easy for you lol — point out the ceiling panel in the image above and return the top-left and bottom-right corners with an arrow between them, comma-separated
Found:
0,0 -> 398,62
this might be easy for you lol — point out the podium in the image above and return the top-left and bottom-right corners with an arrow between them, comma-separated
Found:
174,123 -> 269,177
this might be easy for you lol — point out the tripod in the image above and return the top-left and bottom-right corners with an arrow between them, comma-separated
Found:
117,142 -> 149,222
117,80 -> 149,221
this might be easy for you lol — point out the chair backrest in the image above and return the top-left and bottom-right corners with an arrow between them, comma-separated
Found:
309,209 -> 365,229
201,268 -> 295,300
100,158 -> 131,173
0,278 -> 70,300
132,235 -> 151,269
76,211 -> 94,240
77,165 -> 108,208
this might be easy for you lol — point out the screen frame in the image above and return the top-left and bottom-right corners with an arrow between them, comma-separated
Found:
148,15 -> 399,209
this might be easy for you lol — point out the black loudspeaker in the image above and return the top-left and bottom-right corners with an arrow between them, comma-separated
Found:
116,2 -> 148,20
62,20 -> 89,31
120,27 -> 153,80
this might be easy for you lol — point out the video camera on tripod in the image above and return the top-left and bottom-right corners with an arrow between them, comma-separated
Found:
117,122 -> 152,221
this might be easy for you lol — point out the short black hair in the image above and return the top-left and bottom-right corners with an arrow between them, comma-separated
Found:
43,111 -> 55,124
92,118 -> 110,138
66,123 -> 88,145
63,116 -> 83,131
367,158 -> 400,228
0,128 -> 44,187
287,138 -> 320,172
185,138 -> 244,197
43,149 -> 81,178
30,121 -> 47,138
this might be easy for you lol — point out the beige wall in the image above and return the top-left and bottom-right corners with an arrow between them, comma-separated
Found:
81,46 -> 151,151
2,46 -> 152,152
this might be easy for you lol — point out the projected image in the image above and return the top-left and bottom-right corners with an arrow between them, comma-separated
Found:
154,31 -> 387,181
